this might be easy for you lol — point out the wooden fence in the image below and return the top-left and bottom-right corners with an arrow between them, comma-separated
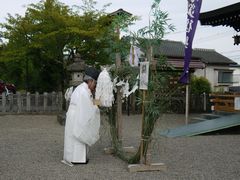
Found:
0,92 -> 63,114
124,93 -> 211,114
210,93 -> 240,112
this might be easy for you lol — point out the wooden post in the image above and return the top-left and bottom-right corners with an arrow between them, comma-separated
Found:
203,92 -> 206,112
116,52 -> 123,142
115,24 -> 123,142
104,20 -> 135,154
140,90 -> 146,164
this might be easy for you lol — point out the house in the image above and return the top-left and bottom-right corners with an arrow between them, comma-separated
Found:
198,2 -> 240,91
192,48 -> 238,92
157,40 -> 238,92
155,40 -> 205,70
231,64 -> 240,87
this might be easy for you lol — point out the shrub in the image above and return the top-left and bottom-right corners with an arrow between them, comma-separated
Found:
191,76 -> 211,94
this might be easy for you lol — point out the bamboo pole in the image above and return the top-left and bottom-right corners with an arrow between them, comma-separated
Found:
115,26 -> 123,143
140,90 -> 146,164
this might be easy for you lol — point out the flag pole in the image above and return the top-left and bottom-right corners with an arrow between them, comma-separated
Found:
180,0 -> 202,123
185,84 -> 189,124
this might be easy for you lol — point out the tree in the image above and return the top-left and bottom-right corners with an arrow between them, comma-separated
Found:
0,0 -> 116,92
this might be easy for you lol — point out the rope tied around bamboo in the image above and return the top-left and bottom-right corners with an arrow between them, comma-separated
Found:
141,135 -> 152,142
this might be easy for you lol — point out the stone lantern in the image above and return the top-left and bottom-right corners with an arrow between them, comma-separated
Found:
67,53 -> 85,87
58,53 -> 85,126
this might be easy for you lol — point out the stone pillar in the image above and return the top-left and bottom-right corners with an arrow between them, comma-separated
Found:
51,91 -> 56,111
35,92 -> 39,112
43,92 -> 48,112
17,92 -> 22,113
26,92 -> 31,112
58,92 -> 63,112
9,94 -> 13,112
2,93 -> 6,113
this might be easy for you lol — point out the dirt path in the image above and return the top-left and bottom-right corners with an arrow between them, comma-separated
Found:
0,114 -> 239,180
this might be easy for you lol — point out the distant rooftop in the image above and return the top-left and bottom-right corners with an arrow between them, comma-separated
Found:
108,9 -> 132,17
157,40 -> 237,65
193,48 -> 237,65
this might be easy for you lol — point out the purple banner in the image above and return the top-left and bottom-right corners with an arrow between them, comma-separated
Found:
179,0 -> 202,84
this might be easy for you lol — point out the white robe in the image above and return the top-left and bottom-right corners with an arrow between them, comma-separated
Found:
63,82 -> 100,165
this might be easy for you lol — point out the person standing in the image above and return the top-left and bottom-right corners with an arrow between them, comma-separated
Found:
62,67 -> 100,166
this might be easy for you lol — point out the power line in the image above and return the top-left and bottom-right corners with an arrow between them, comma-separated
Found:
220,50 -> 240,54
167,32 -> 234,44
194,30 -> 233,43
166,26 -> 211,35
227,55 -> 240,58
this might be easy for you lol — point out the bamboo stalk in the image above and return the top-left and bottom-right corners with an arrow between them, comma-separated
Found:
140,90 -> 146,164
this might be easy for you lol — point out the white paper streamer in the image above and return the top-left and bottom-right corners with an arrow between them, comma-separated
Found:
95,68 -> 114,107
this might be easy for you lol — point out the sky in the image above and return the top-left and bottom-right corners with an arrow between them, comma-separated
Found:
0,0 -> 239,64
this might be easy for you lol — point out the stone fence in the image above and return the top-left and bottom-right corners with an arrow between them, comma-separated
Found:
0,92 -> 63,114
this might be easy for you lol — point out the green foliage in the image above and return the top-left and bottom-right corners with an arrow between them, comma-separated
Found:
191,76 -> 211,94
0,0 -> 125,92
100,12 -> 139,65
0,0 -> 75,92
130,0 -> 175,52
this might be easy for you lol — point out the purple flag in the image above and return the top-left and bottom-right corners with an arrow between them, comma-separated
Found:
179,0 -> 202,84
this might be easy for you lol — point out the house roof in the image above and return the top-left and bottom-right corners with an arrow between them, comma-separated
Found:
156,40 -> 201,59
154,40 -> 204,69
155,40 -> 186,57
199,3 -> 240,32
157,40 -> 237,65
108,9 -> 132,17
192,48 -> 237,65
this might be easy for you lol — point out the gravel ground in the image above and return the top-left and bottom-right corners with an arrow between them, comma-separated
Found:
0,113 -> 240,180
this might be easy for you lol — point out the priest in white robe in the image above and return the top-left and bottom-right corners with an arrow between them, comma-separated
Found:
62,67 -> 100,166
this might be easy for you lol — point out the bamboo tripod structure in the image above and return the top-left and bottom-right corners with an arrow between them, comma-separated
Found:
128,47 -> 166,172
128,89 -> 166,172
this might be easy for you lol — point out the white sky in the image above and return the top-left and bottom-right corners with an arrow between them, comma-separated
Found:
0,0 -> 239,64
